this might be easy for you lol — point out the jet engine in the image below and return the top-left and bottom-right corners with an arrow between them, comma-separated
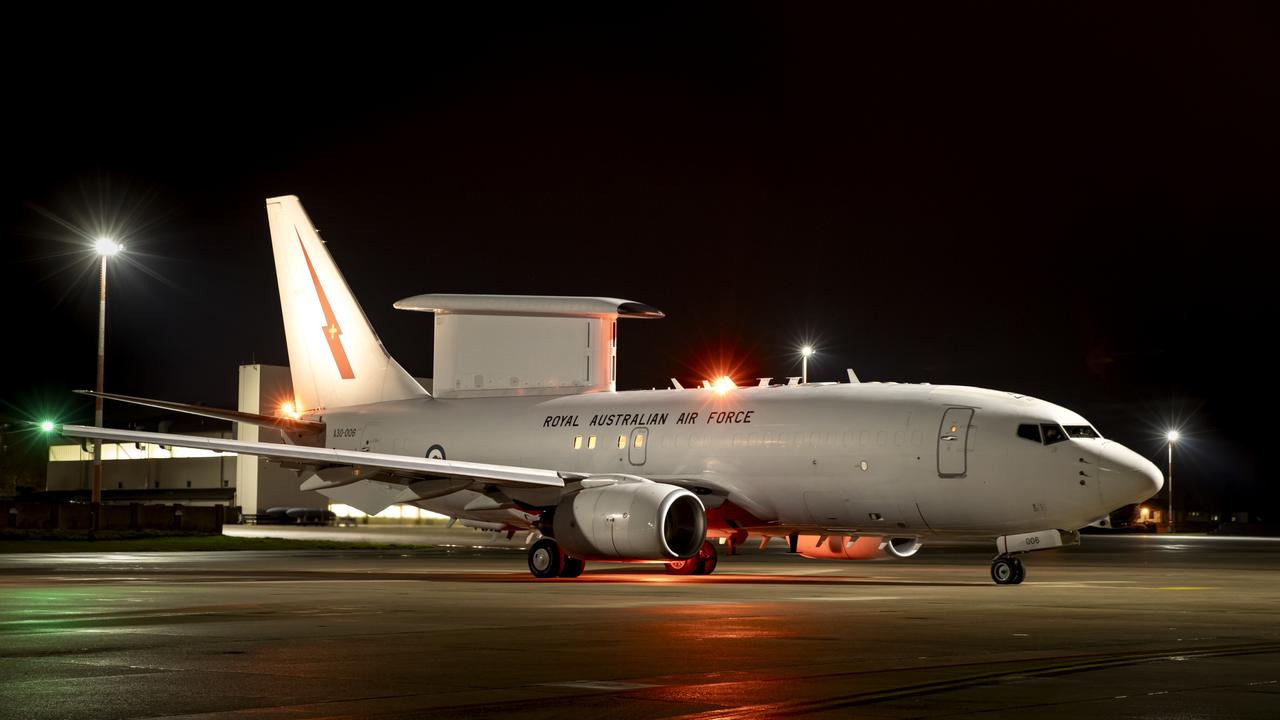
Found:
551,481 -> 706,560
798,535 -> 922,560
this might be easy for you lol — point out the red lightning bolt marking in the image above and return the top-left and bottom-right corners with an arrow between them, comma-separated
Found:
297,230 -> 355,379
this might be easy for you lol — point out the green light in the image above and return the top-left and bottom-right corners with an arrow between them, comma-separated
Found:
39,420 -> 56,433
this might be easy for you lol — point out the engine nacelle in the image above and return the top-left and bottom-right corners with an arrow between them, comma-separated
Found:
552,482 -> 706,560
797,535 -> 923,560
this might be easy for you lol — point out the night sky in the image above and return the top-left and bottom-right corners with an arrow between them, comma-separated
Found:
3,7 -> 1275,512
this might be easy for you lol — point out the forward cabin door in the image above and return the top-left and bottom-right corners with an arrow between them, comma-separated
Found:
937,408 -> 974,477
628,427 -> 648,466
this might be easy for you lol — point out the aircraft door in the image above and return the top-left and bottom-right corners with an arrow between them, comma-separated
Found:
937,408 -> 974,477
628,427 -> 648,466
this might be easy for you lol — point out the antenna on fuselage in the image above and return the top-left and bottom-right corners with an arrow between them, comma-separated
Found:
847,368 -> 861,383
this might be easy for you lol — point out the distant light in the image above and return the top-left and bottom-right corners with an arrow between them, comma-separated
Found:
94,237 -> 122,256
39,420 -> 56,433
1167,430 -> 1181,443
280,402 -> 299,419
712,376 -> 735,394
801,345 -> 814,358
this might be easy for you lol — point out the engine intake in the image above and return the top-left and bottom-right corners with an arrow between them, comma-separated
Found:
552,482 -> 706,560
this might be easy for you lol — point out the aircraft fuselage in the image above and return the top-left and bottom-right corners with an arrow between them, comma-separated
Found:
316,381 -> 1162,539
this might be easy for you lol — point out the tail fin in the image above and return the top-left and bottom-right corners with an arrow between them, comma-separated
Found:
265,195 -> 428,411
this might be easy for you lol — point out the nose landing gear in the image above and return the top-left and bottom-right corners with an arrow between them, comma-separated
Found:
988,529 -> 1079,585
990,555 -> 1026,585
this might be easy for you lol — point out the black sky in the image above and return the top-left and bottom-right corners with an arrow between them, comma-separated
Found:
3,7 -> 1276,511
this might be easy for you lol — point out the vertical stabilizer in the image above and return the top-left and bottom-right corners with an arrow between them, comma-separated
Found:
265,195 -> 428,411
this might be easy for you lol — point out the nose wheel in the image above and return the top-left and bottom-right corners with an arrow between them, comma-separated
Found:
990,556 -> 1025,585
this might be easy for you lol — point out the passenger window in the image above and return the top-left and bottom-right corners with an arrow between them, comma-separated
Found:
634,433 -> 645,448
573,435 -> 583,450
1040,423 -> 1067,445
587,435 -> 597,450
617,435 -> 627,449
1016,424 -> 1042,443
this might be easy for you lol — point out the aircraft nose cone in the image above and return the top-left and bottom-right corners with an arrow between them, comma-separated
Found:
1099,441 -> 1164,508
1137,455 -> 1165,498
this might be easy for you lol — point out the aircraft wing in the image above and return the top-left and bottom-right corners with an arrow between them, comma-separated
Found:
57,424 -> 566,491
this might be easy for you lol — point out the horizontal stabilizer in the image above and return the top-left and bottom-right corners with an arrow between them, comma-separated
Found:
76,390 -> 325,434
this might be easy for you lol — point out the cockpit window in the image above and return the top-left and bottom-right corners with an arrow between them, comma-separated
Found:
1064,425 -> 1101,439
1040,423 -> 1067,445
1016,424 -> 1042,443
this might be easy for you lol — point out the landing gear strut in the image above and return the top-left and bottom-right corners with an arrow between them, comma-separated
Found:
665,540 -> 718,576
990,555 -> 1025,585
528,538 -> 587,579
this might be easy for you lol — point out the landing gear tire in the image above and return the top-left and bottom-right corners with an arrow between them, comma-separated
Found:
559,557 -> 586,578
528,538 -> 564,579
695,540 -> 718,575
990,556 -> 1025,585
664,541 -> 718,575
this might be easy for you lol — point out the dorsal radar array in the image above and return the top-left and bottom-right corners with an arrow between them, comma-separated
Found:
393,294 -> 663,398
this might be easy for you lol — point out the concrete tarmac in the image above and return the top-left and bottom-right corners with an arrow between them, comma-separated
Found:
1,532 -> 1278,719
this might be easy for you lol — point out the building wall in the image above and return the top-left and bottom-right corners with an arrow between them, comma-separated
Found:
46,446 -> 235,494
237,364 -> 327,513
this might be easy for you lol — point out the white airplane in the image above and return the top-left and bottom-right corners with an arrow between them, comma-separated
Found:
60,196 -> 1163,585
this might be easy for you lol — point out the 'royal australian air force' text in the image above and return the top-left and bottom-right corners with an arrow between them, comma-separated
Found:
542,410 -> 755,428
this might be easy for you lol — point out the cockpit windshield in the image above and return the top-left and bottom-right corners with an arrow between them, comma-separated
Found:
1018,422 -> 1094,445
1040,423 -> 1067,445
1064,425 -> 1101,439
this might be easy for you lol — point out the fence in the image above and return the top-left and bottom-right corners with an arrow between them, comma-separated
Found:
1,502 -> 228,533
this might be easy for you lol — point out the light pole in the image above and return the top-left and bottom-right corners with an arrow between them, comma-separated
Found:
1166,430 -> 1179,530
801,346 -> 814,384
91,237 -> 121,531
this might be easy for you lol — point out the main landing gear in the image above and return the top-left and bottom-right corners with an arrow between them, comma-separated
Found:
665,540 -> 718,576
526,538 -> 720,578
990,555 -> 1026,585
527,538 -> 585,579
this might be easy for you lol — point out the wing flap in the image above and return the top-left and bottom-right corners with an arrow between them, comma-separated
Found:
317,480 -> 418,515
